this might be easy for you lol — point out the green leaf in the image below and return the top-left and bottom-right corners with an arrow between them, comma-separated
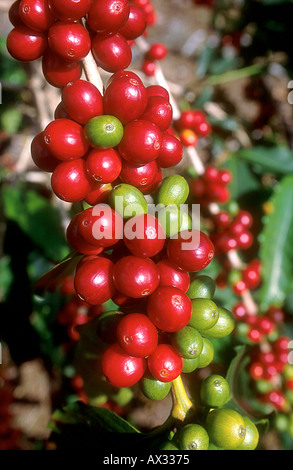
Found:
258,175 -> 293,310
0,255 -> 13,302
0,108 -> 23,134
235,145 -> 293,175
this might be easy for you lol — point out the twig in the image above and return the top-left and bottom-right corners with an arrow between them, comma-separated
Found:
82,51 -> 105,95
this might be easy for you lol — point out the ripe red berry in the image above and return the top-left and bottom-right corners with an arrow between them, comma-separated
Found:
247,327 -> 263,343
7,25 -> 47,61
167,230 -> 214,273
234,210 -> 253,228
43,119 -> 89,161
119,2 -> 147,39
156,258 -> 190,293
140,167 -> 163,195
118,119 -> 162,164
31,131 -> 59,172
179,129 -> 198,147
190,177 -> 206,199
8,0 -> 23,27
92,32 -> 132,73
76,205 -> 123,248
204,165 -> 219,183
157,133 -> 183,168
113,255 -> 160,298
61,80 -> 103,125
264,390 -> 287,411
236,230 -> 253,250
233,279 -> 248,295
101,342 -> 146,388
74,255 -> 116,305
19,0 -> 55,32
119,159 -> 158,189
86,148 -> 122,184
66,213 -> 104,255
196,121 -> 211,137
212,211 -> 230,229
116,313 -> 158,357
147,286 -> 192,332
217,169 -> 232,185
103,74 -> 148,124
249,361 -> 265,380
140,95 -> 173,132
50,0 -> 92,21
147,344 -> 183,382
207,183 -> 230,204
84,182 -> 113,206
42,49 -> 82,88
141,59 -> 156,76
51,159 -> 93,202
232,302 -> 248,321
266,306 -> 284,324
123,213 -> 165,258
48,22 -> 91,62
146,85 -> 169,101
87,0 -> 130,33
146,42 -> 168,61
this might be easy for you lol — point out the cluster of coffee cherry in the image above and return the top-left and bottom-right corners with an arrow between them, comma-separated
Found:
190,165 -> 231,206
173,109 -> 212,148
141,41 -> 168,77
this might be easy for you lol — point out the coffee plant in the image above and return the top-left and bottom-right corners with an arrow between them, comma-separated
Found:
0,0 -> 293,453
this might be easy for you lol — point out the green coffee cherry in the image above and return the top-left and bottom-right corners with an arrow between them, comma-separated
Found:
201,307 -> 235,338
200,374 -> 230,408
235,417 -> 259,450
109,183 -> 148,219
208,442 -> 223,450
187,275 -> 216,300
171,326 -> 203,359
189,298 -> 219,331
206,408 -> 246,450
156,174 -> 189,207
182,356 -> 200,373
156,205 -> 192,238
85,115 -> 124,149
178,423 -> 209,450
159,440 -> 180,450
96,310 -> 124,344
140,372 -> 171,401
198,338 -> 214,368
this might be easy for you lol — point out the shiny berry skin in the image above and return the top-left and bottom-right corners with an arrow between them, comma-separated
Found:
146,42 -> 168,61
101,342 -> 146,388
61,80 -> 103,125
92,32 -> 132,73
142,59 -> 156,76
146,85 -> 169,101
119,159 -> 158,189
85,114 -> 124,149
19,0 -> 55,31
86,148 -> 122,184
113,255 -> 160,298
76,205 -> 123,248
123,213 -> 165,258
157,133 -> 183,168
236,230 -> 253,250
8,0 -> 23,27
31,131 -> 59,172
140,168 -> 163,195
147,286 -> 192,332
74,255 -> 116,305
106,69 -> 142,87
103,75 -> 148,124
6,26 -> 47,62
167,230 -> 215,273
66,213 -> 104,255
118,119 -> 162,164
48,22 -> 91,62
204,165 -> 219,182
43,119 -> 89,161
51,159 -> 93,202
156,259 -> 190,293
116,313 -> 158,357
147,344 -> 183,382
119,3 -> 147,39
87,0 -> 130,33
50,0 -> 92,21
140,96 -> 173,132
84,182 -> 113,206
42,49 -> 82,88
234,210 -> 253,228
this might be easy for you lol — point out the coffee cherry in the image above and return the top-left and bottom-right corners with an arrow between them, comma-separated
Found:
147,286 -> 192,332
113,255 -> 160,298
156,258 -> 190,293
198,337 -> 214,368
66,213 -> 104,255
19,0 -> 55,32
157,133 -> 183,168
142,58 -> 156,76
182,356 -> 200,373
123,213 -> 165,258
140,371 -> 171,400
119,159 -> 158,189
147,344 -> 183,382
157,205 -> 192,239
7,25 -> 48,62
101,342 -> 146,388
61,80 -> 103,125
189,298 -> 219,331
109,183 -> 148,219
87,0 -> 130,34
140,96 -> 173,131
187,275 -> 216,300
157,174 -> 189,207
74,255 -> 116,305
92,32 -> 132,73
167,230 -> 214,273
202,306 -> 235,338
171,325 -> 203,359
76,205 -> 123,248
31,132 -> 59,172
8,0 -> 23,27
146,42 -> 168,61
146,85 -> 170,101
48,22 -> 91,62
119,3 -> 147,39
200,374 -> 230,408
86,148 -> 122,184
206,408 -> 246,450
50,0 -> 92,21
103,74 -> 148,124
235,417 -> 259,450
85,115 -> 124,149
44,119 -> 89,161
85,182 -> 113,206
178,424 -> 209,451
42,49 -> 82,88
116,313 -> 158,357
118,119 -> 162,164
51,159 -> 93,202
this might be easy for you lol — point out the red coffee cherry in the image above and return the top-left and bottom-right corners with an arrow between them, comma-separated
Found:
106,69 -> 142,87
141,58 -> 156,76
118,119 -> 162,164
6,25 -> 47,61
146,42 -> 168,61
234,210 -> 253,228
147,344 -> 183,382
167,230 -> 215,272
207,183 -> 230,204
190,177 -> 206,199
140,167 -> 163,195
74,255 -> 116,305
113,255 -> 160,298
156,258 -> 190,293
119,3 -> 147,39
146,85 -> 170,101
123,213 -> 165,258
101,342 -> 146,388
103,74 -> 148,124
84,182 -> 113,206
61,80 -> 103,125
140,95 -> 173,131
48,22 -> 91,62
42,49 -> 82,88
49,0 -> 92,21
54,102 -> 72,120
119,159 -> 158,190
147,286 -> 192,332
31,131 -> 59,172
116,313 -> 158,357
76,205 -> 123,248
196,120 -> 211,137
92,32 -> 132,73
157,132 -> 183,168
19,0 -> 55,32
51,159 -> 93,202
66,213 -> 104,255
217,168 -> 232,185
9,0 -> 23,27
86,148 -> 122,184
87,0 -> 130,33
43,119 -> 89,161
